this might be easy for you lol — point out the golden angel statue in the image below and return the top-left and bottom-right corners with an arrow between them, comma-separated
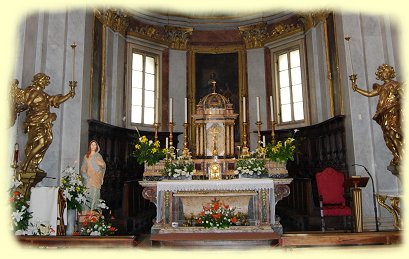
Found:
11,73 -> 76,177
350,64 -> 403,174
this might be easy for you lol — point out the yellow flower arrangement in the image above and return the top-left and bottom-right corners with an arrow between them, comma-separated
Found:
131,131 -> 166,166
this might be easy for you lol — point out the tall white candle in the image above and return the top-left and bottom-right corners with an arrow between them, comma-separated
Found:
263,136 -> 266,147
269,96 -> 274,122
155,97 -> 159,123
256,96 -> 261,122
169,98 -> 173,123
184,97 -> 188,123
165,137 -> 169,149
242,97 -> 246,122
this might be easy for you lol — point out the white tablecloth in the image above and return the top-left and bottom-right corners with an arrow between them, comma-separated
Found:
157,179 -> 275,192
29,187 -> 63,235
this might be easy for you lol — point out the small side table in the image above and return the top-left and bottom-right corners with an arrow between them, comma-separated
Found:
345,176 -> 369,232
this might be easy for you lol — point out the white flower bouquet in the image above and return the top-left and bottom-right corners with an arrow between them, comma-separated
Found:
60,166 -> 87,211
235,157 -> 268,177
163,158 -> 195,179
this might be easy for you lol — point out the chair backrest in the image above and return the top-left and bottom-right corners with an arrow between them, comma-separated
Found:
315,167 -> 346,205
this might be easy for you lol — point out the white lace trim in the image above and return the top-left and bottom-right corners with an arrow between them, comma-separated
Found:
157,179 -> 274,192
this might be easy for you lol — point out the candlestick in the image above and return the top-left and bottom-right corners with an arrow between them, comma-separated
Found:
168,122 -> 175,159
242,96 -> 246,122
153,122 -> 159,141
256,121 -> 262,149
344,36 -> 355,75
182,122 -> 191,159
169,98 -> 173,123
184,97 -> 188,123
269,96 -> 274,122
271,121 -> 276,143
241,122 -> 250,157
256,96 -> 260,122
70,42 -> 77,82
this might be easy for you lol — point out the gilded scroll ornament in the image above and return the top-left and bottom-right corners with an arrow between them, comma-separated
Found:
11,73 -> 76,195
350,64 -> 403,175
298,11 -> 330,31
95,8 -> 129,36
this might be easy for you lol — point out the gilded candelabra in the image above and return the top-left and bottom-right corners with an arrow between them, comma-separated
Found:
271,120 -> 276,143
241,122 -> 250,157
168,122 -> 175,159
255,121 -> 264,156
182,123 -> 191,158
153,122 -> 160,141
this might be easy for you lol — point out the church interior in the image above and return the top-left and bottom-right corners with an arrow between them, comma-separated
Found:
6,5 -> 403,250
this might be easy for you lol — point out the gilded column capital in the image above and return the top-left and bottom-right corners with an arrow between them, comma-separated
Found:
238,22 -> 268,49
298,11 -> 331,31
95,8 -> 129,36
164,25 -> 193,50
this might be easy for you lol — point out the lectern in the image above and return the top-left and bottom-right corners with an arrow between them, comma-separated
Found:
345,176 -> 369,232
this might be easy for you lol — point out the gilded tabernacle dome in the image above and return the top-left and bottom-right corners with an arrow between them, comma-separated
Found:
198,81 -> 231,110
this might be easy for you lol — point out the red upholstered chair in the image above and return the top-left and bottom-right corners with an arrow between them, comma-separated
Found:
315,167 -> 352,232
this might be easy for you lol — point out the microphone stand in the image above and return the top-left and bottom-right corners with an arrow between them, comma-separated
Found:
352,164 -> 379,232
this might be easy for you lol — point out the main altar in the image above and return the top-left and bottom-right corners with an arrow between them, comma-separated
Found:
139,82 -> 292,244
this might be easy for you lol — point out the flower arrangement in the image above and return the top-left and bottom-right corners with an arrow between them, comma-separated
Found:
163,158 -> 195,179
265,138 -> 296,163
78,199 -> 117,236
131,132 -> 166,166
194,199 -> 244,229
79,213 -> 117,236
10,179 -> 32,234
235,157 -> 268,176
60,166 -> 87,211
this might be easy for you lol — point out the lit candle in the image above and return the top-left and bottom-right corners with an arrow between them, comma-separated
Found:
242,97 -> 246,122
155,97 -> 159,123
184,97 -> 188,123
262,136 -> 266,147
165,137 -> 169,149
256,96 -> 261,122
169,98 -> 173,123
269,96 -> 274,122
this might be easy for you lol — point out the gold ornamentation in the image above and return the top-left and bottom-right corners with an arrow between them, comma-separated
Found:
350,64 -> 403,175
95,8 -> 129,36
11,73 -> 76,196
376,194 -> 401,230
238,22 -> 268,49
298,11 -> 331,31
164,25 -> 193,50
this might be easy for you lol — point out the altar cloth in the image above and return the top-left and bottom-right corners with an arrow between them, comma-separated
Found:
157,179 -> 274,192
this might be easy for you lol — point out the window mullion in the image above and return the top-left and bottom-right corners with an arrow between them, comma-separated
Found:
141,54 -> 146,125
287,53 -> 295,121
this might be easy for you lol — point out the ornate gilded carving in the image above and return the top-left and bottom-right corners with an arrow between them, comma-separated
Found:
265,22 -> 302,43
376,194 -> 401,230
130,25 -> 167,42
164,25 -> 193,50
95,8 -> 129,36
350,64 -> 403,175
238,22 -> 268,49
11,73 -> 76,196
298,11 -> 331,31
239,19 -> 302,48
